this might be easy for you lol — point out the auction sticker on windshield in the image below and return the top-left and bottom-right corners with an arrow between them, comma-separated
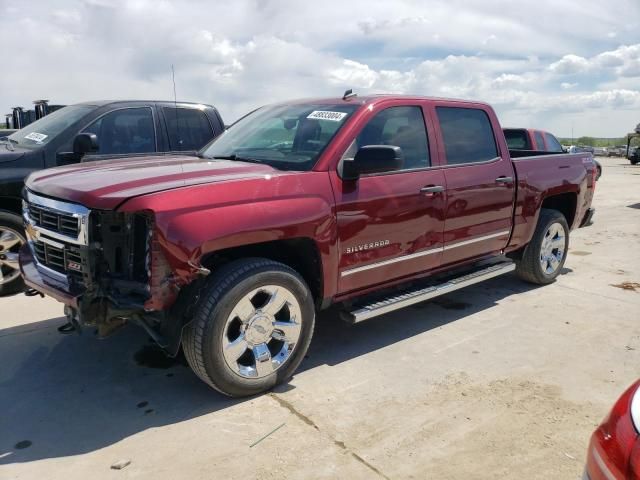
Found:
307,111 -> 347,122
24,132 -> 48,142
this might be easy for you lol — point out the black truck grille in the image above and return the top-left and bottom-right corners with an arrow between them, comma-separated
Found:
33,239 -> 84,278
28,204 -> 79,238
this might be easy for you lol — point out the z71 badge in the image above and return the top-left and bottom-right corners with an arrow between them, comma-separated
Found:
345,240 -> 390,254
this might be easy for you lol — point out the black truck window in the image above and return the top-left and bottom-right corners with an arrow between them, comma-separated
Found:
436,107 -> 498,165
534,131 -> 546,150
83,107 -> 156,155
164,107 -> 214,151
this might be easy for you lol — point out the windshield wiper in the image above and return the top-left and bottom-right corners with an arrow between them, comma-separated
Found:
212,154 -> 264,165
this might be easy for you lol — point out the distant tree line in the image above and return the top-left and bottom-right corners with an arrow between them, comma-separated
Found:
558,137 -> 627,147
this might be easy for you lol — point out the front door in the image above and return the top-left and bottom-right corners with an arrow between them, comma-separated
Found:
433,104 -> 515,266
330,105 -> 446,294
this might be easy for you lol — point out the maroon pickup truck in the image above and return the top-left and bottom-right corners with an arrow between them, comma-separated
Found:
19,94 -> 596,397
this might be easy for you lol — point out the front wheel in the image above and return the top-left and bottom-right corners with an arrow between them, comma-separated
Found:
515,209 -> 569,285
182,258 -> 315,397
0,211 -> 26,296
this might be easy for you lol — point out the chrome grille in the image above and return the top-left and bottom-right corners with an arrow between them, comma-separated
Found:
23,191 -> 90,246
32,239 -> 83,277
28,203 -> 80,238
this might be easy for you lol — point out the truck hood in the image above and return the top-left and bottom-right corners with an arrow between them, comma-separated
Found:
0,145 -> 27,164
25,155 -> 279,210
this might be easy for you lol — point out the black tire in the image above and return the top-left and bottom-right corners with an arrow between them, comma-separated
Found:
182,258 -> 315,397
631,158 -> 639,165
515,209 -> 569,285
0,211 -> 26,296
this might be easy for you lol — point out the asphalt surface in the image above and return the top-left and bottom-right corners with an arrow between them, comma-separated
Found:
1,156 -> 639,479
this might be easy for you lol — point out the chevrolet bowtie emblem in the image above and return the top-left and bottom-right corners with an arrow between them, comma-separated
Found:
25,222 -> 39,241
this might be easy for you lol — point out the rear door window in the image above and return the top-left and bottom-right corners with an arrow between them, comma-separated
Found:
544,133 -> 563,152
163,107 -> 214,151
82,107 -> 156,155
436,107 -> 498,165
534,131 -> 546,150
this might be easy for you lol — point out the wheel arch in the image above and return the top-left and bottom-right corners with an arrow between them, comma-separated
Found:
0,196 -> 23,217
540,192 -> 577,229
200,237 -> 325,308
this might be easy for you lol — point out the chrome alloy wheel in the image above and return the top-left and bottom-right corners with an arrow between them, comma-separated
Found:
222,285 -> 302,379
0,227 -> 24,286
539,222 -> 566,275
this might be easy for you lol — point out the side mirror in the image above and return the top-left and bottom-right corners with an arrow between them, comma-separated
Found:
341,145 -> 404,181
73,133 -> 99,156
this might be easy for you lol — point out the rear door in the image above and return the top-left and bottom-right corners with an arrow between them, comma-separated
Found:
432,104 -> 515,266
161,107 -> 216,152
330,103 -> 446,293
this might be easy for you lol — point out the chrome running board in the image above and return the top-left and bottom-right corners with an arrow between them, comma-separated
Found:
345,261 -> 515,324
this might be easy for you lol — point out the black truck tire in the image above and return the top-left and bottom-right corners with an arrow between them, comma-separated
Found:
0,211 -> 26,296
515,209 -> 569,285
182,258 -> 315,397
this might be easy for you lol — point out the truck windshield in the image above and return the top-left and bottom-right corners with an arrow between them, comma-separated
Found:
8,105 -> 94,148
200,103 -> 359,170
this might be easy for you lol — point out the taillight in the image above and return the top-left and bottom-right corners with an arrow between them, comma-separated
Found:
587,382 -> 640,479
630,440 -> 640,479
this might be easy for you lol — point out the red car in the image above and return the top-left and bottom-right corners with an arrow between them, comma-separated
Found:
585,380 -> 640,479
19,94 -> 597,396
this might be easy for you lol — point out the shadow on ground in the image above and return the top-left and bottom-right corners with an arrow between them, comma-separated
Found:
0,273 -> 541,465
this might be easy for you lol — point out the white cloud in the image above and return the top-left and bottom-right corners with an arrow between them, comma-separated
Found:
549,54 -> 590,74
1,0 -> 639,137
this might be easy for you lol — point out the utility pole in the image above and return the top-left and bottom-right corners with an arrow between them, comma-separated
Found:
571,121 -> 574,144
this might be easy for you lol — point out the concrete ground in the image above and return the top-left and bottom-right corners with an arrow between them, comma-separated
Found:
1,156 -> 639,480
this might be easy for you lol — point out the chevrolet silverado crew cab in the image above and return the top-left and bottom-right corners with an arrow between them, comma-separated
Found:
0,100 -> 224,294
19,94 -> 596,397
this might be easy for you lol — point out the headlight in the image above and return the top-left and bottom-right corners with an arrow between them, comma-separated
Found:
632,384 -> 640,434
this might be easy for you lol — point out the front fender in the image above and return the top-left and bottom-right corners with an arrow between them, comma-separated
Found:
118,172 -> 339,297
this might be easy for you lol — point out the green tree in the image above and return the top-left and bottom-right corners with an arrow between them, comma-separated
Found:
576,136 -> 596,146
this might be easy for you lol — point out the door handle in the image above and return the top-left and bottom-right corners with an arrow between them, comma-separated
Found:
495,176 -> 513,184
420,185 -> 445,194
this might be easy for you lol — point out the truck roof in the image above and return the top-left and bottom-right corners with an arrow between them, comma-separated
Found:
73,100 -> 217,109
267,94 -> 493,108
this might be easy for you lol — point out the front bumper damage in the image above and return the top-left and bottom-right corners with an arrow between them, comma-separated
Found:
19,191 -> 202,354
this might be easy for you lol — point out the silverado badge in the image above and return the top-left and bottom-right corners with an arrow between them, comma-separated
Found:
345,240 -> 390,254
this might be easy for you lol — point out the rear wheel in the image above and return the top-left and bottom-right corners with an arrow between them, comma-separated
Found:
515,209 -> 569,285
0,211 -> 26,296
182,258 -> 315,397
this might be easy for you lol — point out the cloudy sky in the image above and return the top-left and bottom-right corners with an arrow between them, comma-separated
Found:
2,0 -> 639,137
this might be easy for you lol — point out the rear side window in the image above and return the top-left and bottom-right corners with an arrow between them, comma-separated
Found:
436,107 -> 498,165
164,107 -> 214,151
534,131 -> 545,150
504,129 -> 531,150
82,107 -> 156,155
544,133 -> 563,152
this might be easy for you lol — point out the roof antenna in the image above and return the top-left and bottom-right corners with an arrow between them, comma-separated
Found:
171,64 -> 182,149
343,89 -> 357,100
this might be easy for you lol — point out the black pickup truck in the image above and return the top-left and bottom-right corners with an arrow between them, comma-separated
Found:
0,100 -> 225,294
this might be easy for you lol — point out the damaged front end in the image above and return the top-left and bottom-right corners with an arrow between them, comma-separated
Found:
21,191 -> 204,355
